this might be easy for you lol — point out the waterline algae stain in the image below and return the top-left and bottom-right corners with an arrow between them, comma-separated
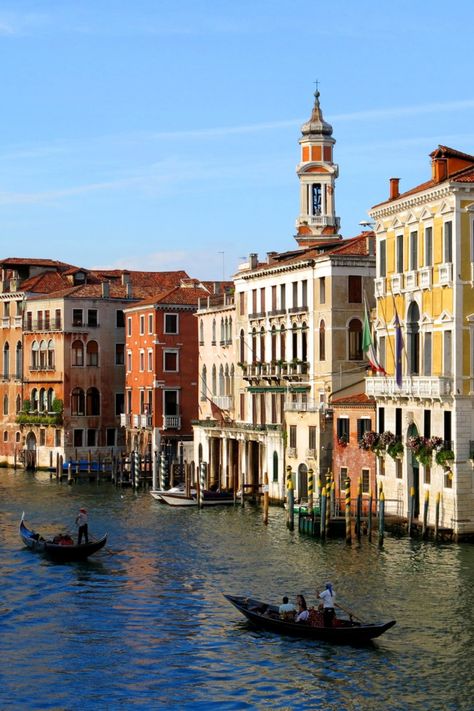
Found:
1,469 -> 473,709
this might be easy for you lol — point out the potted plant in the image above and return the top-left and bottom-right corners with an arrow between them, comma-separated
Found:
387,439 -> 404,460
407,435 -> 435,466
359,430 -> 381,454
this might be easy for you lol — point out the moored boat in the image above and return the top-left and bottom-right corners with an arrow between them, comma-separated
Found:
20,516 -> 107,562
150,484 -> 196,501
159,490 -> 235,507
224,594 -> 396,644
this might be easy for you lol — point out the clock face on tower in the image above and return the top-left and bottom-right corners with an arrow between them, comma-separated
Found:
312,183 -> 322,215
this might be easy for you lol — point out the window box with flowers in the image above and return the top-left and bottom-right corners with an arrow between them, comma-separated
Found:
387,438 -> 404,460
359,430 -> 384,457
337,433 -> 349,447
435,448 -> 455,468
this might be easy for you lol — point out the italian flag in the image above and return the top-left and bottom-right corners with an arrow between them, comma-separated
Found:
362,299 -> 386,374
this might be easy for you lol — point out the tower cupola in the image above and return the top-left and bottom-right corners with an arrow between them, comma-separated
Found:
295,89 -> 341,247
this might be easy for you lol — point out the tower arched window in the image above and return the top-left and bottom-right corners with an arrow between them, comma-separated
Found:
71,387 -> 85,415
86,387 -> 100,416
312,183 -> 322,215
3,342 -> 9,377
319,320 -> 326,361
87,340 -> 99,367
15,341 -> 22,379
348,319 -> 363,360
72,340 -> 84,366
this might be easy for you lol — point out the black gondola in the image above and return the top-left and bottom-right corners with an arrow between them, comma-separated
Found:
20,516 -> 107,562
224,594 -> 396,645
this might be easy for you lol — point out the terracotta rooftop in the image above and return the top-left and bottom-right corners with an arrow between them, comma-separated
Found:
331,393 -> 374,406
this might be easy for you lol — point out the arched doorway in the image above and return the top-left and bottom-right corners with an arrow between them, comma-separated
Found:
25,431 -> 37,470
407,422 -> 420,518
298,463 -> 308,501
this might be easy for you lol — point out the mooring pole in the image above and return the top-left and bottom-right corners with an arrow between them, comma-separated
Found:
422,489 -> 429,539
199,462 -> 206,509
356,477 -> 362,541
286,466 -> 294,531
368,487 -> 373,542
320,485 -> 327,540
308,467 -> 314,514
378,491 -> 385,548
408,485 -> 415,537
434,491 -> 440,541
263,471 -> 269,525
345,476 -> 351,544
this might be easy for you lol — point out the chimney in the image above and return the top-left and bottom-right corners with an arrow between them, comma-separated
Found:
102,281 -> 110,298
366,234 -> 375,256
389,178 -> 400,200
432,157 -> 447,183
267,251 -> 277,264
249,253 -> 258,269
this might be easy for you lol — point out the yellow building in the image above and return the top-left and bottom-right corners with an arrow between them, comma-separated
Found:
367,146 -> 474,540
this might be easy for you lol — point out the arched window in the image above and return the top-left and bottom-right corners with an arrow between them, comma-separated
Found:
301,322 -> 308,362
239,329 -> 245,363
228,317 -> 232,344
31,341 -> 39,369
252,328 -> 257,364
71,387 -> 85,415
39,340 -> 47,369
47,388 -> 54,411
201,364 -> 207,401
199,320 -> 204,344
260,327 -> 265,362
87,340 -> 99,366
72,340 -> 84,366
212,319 -> 216,344
3,394 -> 8,415
319,320 -> 326,361
219,364 -> 225,396
407,302 -> 420,375
224,364 -> 230,395
39,388 -> 47,411
220,318 -> 225,343
16,394 -> 21,413
280,326 -> 286,361
31,388 -> 38,411
348,318 -> 363,360
272,451 -> 279,482
86,387 -> 100,416
212,364 -> 217,395
3,342 -> 9,377
292,323 -> 298,360
271,326 -> 277,361
16,341 -> 22,379
47,339 -> 55,369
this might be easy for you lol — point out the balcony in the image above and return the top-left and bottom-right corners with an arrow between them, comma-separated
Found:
213,395 -> 233,410
374,278 -> 386,297
366,376 -> 452,399
288,305 -> 308,315
120,413 -> 130,427
24,319 -> 62,332
391,274 -> 402,294
2,317 -> 10,328
438,263 -> 453,285
285,398 -> 322,412
287,447 -> 297,458
163,415 -> 181,430
419,267 -> 432,290
268,308 -> 286,317
249,311 -> 265,320
405,271 -> 417,291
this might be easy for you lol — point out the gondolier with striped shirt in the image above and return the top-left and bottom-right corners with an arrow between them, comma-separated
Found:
75,507 -> 89,545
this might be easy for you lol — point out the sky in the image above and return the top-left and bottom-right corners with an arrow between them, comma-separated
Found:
1,0 -> 474,280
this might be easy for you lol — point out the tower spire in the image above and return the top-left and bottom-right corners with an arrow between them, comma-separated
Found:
295,89 -> 341,246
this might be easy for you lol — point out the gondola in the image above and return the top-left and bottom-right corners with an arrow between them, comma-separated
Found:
159,490 -> 235,507
20,516 -> 107,562
224,594 -> 396,645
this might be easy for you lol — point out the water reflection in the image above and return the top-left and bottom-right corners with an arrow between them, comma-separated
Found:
0,468 -> 472,709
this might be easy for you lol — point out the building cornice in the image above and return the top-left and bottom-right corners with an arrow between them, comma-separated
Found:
369,185 -> 451,220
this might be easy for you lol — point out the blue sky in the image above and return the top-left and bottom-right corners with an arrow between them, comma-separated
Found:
1,0 -> 474,280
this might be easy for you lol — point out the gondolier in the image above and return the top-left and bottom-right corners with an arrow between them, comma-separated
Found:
75,507 -> 89,544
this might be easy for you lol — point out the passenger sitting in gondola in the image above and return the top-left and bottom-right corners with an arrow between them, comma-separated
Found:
278,596 -> 296,620
295,594 -> 309,623
53,533 -> 74,545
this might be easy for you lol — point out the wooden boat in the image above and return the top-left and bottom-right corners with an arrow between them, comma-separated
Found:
20,516 -> 107,562
224,594 -> 396,644
159,490 -> 235,507
150,484 -> 196,501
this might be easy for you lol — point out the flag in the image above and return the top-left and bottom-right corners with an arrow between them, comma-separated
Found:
362,298 -> 386,374
207,396 -> 227,424
394,308 -> 404,388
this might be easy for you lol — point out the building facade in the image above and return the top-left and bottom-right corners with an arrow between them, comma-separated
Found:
367,145 -> 474,539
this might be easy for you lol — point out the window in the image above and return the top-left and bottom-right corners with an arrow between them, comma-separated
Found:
3,394 -> 8,415
409,231 -> 418,271
348,275 -> 362,303
106,428 -> 116,446
148,313 -> 153,334
361,469 -> 370,494
337,417 -> 349,443
165,314 -> 178,333
72,340 -> 84,366
396,408 -> 402,438
424,226 -> 433,267
116,310 -> 125,327
348,319 -> 363,360
87,309 -> 98,327
201,365 -> 207,401
396,459 -> 402,479
71,388 -> 85,415
280,326 -> 286,361
292,282 -> 298,308
319,277 -> 326,304
239,292 -> 245,316
16,395 -> 21,413
127,317 -> 132,337
163,389 -> 178,416
443,331 -> 452,376
86,341 -> 99,367
302,280 -> 308,307
340,467 -> 348,493
26,311 -> 32,330
424,333 -> 432,376
396,234 -> 404,273
87,429 -> 97,447
280,284 -> 286,310
164,351 -> 178,371
127,351 -> 132,371
115,343 -> 124,365
55,429 -> 61,447
378,407 -> 385,434
86,387 -> 100,416
357,418 -> 372,442
289,425 -> 297,449
199,320 -> 204,344
115,393 -> 124,415
3,342 -> 9,377
72,309 -> 83,327
424,409 -> 431,439
240,392 -> 245,420
273,451 -> 279,483
260,288 -> 266,313
44,310 -> 50,329
73,429 -> 83,447
47,340 -> 54,369
407,301 -> 420,375
148,349 -> 153,371
3,301 -> 10,317
271,285 -> 277,310
379,336 -> 386,372
139,315 -> 145,335
309,426 -> 316,450
39,429 -> 46,446
444,221 -> 453,263
379,239 -> 386,278
139,350 -> 145,371
37,311 -> 43,329
252,290 -> 257,313
212,319 -> 216,345
312,183 -> 322,214
319,320 -> 326,361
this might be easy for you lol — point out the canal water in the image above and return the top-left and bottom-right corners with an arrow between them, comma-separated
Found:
0,469 -> 473,710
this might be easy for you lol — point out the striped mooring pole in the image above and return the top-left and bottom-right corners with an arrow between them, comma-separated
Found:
308,468 -> 314,514
422,489 -> 429,539
199,461 -> 206,508
286,466 -> 294,531
319,485 -> 327,539
356,477 -> 362,541
159,451 -> 167,491
345,476 -> 351,545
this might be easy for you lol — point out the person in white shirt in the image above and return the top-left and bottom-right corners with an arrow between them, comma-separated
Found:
75,507 -> 89,544
318,582 -> 336,627
278,596 -> 296,619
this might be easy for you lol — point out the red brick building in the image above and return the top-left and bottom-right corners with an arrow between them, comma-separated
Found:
332,393 -> 376,505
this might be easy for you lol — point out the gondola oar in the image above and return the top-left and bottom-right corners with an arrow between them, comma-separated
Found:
334,602 -> 366,623
89,533 -> 116,556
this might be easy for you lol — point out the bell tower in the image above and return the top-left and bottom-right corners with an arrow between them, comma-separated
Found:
295,89 -> 341,247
